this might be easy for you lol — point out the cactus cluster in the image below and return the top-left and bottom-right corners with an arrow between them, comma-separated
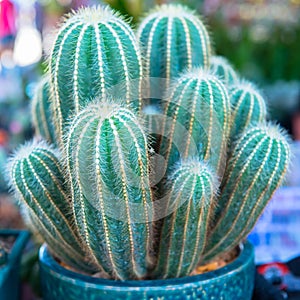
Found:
7,4 -> 290,281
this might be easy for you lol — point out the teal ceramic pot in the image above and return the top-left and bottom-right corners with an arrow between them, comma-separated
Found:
40,241 -> 255,300
0,230 -> 30,300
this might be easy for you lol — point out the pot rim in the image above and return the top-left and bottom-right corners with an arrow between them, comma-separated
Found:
39,241 -> 253,289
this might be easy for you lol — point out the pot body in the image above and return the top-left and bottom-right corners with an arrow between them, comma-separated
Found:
0,230 -> 30,300
39,241 -> 255,300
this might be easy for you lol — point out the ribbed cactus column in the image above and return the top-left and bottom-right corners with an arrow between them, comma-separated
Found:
31,75 -> 56,145
7,140 -> 96,273
50,6 -> 143,143
209,56 -> 238,85
203,124 -> 290,262
137,4 -> 211,104
159,68 -> 230,176
153,160 -> 216,279
229,81 -> 267,140
66,102 -> 153,280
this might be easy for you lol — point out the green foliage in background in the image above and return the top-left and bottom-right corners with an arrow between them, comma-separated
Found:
102,0 -> 300,84
209,17 -> 300,84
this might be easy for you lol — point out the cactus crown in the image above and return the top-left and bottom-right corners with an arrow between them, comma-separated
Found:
209,55 -> 238,85
146,4 -> 196,16
8,4 -> 290,281
71,5 -> 119,23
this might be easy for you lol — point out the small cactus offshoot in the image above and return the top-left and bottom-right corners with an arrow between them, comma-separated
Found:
209,55 -> 239,85
229,81 -> 267,141
159,68 -> 230,176
7,3 -> 291,281
153,160 -> 217,279
31,75 -> 56,145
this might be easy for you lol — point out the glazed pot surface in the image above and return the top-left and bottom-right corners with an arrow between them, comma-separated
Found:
39,241 -> 255,300
0,230 -> 30,300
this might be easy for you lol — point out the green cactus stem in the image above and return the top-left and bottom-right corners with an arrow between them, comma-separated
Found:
31,75 -> 56,145
229,81 -> 267,141
7,140 -> 97,273
137,4 -> 211,104
153,160 -> 217,279
203,124 -> 291,262
209,56 -> 238,85
159,68 -> 230,176
66,101 -> 153,280
50,5 -> 143,143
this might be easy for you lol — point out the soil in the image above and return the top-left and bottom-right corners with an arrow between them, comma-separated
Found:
56,245 -> 240,280
191,246 -> 240,275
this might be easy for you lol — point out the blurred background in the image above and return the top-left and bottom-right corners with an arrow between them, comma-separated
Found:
0,0 -> 299,298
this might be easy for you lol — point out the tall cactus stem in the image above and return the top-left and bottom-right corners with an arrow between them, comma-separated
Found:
49,6 -> 143,144
137,4 -> 211,104
66,101 -> 153,280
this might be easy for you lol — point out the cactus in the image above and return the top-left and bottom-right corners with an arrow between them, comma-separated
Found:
7,140 -> 97,273
229,81 -> 267,141
137,4 -> 211,104
209,56 -> 238,85
203,124 -> 291,262
31,75 -> 56,145
153,160 -> 217,279
7,3 -> 291,283
65,101 -> 153,280
50,5 -> 143,143
159,68 -> 230,176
